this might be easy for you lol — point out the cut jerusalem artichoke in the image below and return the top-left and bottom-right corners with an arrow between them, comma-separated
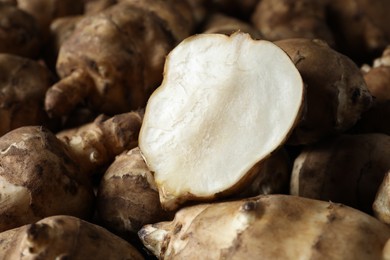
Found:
45,0 -> 195,118
0,126 -> 94,232
139,32 -> 304,210
0,215 -> 144,259
139,195 -> 390,259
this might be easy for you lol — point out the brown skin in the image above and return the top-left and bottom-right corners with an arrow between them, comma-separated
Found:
353,46 -> 390,135
252,0 -> 334,46
45,1 -> 193,118
202,13 -> 262,39
97,147 -> 173,239
373,171 -> 390,225
236,148 -> 291,198
45,15 -> 83,71
0,3 -> 41,58
57,111 -> 143,176
140,195 -> 390,259
275,38 -> 372,145
291,134 -> 390,214
83,0 -> 117,14
17,0 -> 84,41
0,126 -> 94,232
327,0 -> 390,64
0,215 -> 144,259
0,54 -> 55,136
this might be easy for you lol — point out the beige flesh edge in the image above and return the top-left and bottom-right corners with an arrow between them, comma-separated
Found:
139,32 -> 303,208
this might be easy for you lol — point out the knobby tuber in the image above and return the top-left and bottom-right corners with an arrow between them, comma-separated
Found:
0,215 -> 144,259
0,126 -> 94,232
139,195 -> 390,259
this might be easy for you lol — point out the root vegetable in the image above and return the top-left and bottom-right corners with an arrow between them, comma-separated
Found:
236,148 -> 291,198
328,0 -> 390,63
84,0 -> 117,14
0,126 -> 94,232
139,32 -> 304,210
139,195 -> 390,259
45,1 -> 194,118
354,45 -> 390,135
97,147 -> 172,238
291,133 -> 390,214
373,171 -> 390,225
17,0 -> 84,41
202,13 -> 262,39
251,0 -> 334,45
0,215 -> 144,259
275,38 -> 372,145
57,111 -> 142,176
0,54 -> 55,136
0,3 -> 41,58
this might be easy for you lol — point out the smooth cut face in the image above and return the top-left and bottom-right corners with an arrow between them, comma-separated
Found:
139,32 -> 303,208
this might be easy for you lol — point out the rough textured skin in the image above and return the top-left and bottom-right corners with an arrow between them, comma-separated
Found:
97,147 -> 172,238
208,0 -> 259,18
202,13 -> 262,39
45,1 -> 192,117
291,134 -> 390,214
0,54 -> 55,136
0,126 -> 94,232
139,195 -> 390,260
57,111 -> 143,176
252,0 -> 334,45
275,38 -> 372,145
328,0 -> 390,63
0,215 -> 144,259
373,171 -> 390,225
17,0 -> 84,40
0,4 -> 41,58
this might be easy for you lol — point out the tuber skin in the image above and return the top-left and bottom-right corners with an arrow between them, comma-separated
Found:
327,0 -> 390,64
251,0 -> 334,46
0,3 -> 41,59
373,171 -> 390,225
44,15 -> 83,71
97,147 -> 173,239
235,148 -> 291,198
83,0 -> 117,14
353,45 -> 390,135
57,111 -> 143,176
139,195 -> 390,259
202,13 -> 262,39
275,38 -> 372,145
0,54 -> 56,136
45,1 -> 195,118
0,126 -> 94,232
17,0 -> 84,41
0,215 -> 144,259
291,133 -> 390,214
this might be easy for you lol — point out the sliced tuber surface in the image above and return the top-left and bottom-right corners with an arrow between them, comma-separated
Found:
139,32 -> 304,210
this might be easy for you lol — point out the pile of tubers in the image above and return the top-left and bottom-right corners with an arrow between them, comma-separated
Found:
0,0 -> 389,259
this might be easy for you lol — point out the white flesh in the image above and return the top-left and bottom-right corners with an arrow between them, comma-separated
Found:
139,32 -> 303,209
